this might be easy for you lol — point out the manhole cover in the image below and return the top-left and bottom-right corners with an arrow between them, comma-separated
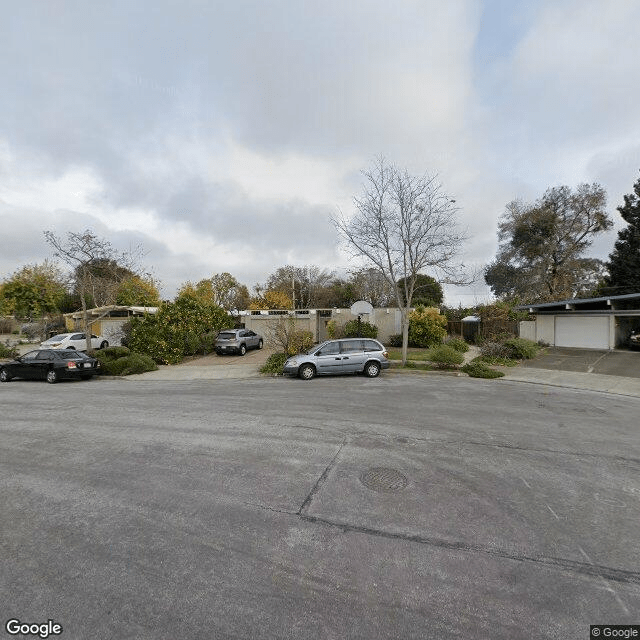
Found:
359,467 -> 408,493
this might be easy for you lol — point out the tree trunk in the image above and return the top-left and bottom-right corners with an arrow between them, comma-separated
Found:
80,288 -> 91,352
401,307 -> 409,366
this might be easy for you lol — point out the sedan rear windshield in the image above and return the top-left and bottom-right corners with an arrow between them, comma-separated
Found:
47,334 -> 69,341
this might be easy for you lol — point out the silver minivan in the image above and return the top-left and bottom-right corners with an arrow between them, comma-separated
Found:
283,338 -> 390,380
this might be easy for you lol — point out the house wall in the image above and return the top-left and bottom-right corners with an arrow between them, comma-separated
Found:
519,321 -> 536,341
242,308 -> 404,344
535,315 -> 555,345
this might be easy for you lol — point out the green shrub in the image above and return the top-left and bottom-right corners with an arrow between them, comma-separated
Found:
387,333 -> 403,347
480,341 -> 510,360
408,308 -> 447,347
429,344 -> 464,368
94,346 -> 131,361
342,319 -> 378,339
100,352 -> 158,376
198,331 -> 218,354
326,320 -> 339,339
445,337 -> 469,353
127,297 -> 231,364
0,342 -> 19,359
0,318 -> 15,333
462,361 -> 505,378
260,352 -> 288,375
503,338 -> 540,360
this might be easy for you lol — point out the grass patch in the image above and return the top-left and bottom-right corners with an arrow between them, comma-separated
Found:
473,355 -> 519,367
387,348 -> 435,361
396,361 -> 433,371
260,352 -> 288,375
462,361 -> 505,378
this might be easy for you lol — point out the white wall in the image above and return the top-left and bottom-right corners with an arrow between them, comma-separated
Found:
519,321 -> 536,341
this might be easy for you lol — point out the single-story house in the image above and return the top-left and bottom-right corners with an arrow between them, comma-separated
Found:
240,307 -> 405,343
516,293 -> 640,350
64,305 -> 159,346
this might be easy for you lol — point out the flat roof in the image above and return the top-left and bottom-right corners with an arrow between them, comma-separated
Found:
516,292 -> 640,312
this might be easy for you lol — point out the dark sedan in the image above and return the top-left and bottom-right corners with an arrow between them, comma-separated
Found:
0,349 -> 100,384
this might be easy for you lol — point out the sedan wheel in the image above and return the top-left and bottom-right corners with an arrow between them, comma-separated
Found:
258,339 -> 263,349
46,369 -> 58,384
364,361 -> 381,378
0,368 -> 11,382
298,364 -> 316,380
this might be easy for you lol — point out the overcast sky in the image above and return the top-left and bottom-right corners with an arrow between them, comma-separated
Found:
1,0 -> 639,306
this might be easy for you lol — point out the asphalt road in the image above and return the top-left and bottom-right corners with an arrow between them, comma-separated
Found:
2,375 -> 640,639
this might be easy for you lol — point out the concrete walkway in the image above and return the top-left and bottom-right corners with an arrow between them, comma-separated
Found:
495,365 -> 640,398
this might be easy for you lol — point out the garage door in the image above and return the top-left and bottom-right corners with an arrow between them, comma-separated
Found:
555,316 -> 610,349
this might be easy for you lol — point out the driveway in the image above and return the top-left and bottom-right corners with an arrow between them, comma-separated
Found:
522,347 -> 640,378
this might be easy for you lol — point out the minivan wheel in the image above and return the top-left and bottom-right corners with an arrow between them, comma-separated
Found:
239,344 -> 247,356
298,364 -> 316,380
364,361 -> 381,378
46,369 -> 58,384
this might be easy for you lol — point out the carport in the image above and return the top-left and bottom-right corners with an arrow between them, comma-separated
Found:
517,292 -> 640,350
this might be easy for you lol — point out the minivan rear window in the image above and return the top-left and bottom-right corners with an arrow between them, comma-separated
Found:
340,340 -> 364,353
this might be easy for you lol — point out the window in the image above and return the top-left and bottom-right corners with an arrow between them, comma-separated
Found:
363,340 -> 381,352
317,342 -> 340,356
340,340 -> 364,354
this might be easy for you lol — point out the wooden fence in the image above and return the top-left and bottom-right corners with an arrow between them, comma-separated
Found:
447,319 -> 519,342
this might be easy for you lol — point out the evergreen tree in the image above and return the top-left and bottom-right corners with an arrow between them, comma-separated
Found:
603,174 -> 640,295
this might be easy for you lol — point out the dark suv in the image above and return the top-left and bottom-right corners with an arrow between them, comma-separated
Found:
215,329 -> 263,356
283,338 -> 390,380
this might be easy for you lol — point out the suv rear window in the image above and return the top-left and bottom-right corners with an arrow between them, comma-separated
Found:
218,332 -> 236,339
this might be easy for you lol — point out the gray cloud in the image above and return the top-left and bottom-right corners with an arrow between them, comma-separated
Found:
1,0 -> 639,305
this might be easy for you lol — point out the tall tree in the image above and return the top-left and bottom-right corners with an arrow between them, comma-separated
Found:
264,265 -> 335,309
178,274 -> 249,311
333,157 -> 466,365
349,268 -> 396,307
0,260 -> 67,319
44,229 -> 145,351
485,184 -> 612,302
397,273 -> 443,307
603,174 -> 640,295
115,276 -> 161,306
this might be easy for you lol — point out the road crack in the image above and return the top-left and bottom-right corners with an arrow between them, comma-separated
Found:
300,514 -> 640,587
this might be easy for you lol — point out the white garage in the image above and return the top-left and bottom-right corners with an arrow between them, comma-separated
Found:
518,293 -> 640,350
554,316 -> 611,350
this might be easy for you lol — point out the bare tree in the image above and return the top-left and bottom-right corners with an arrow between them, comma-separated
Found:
349,267 -> 396,307
44,229 -> 143,351
332,157 -> 467,364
